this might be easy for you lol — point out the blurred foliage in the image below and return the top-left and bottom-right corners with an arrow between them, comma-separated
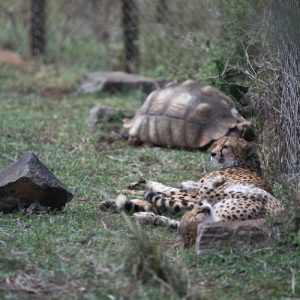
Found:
0,0 -> 265,95
195,0 -> 267,99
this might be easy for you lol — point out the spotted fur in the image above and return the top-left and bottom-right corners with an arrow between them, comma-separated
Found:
102,137 -> 283,247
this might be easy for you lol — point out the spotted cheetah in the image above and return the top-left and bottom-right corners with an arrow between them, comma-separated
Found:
101,137 -> 283,246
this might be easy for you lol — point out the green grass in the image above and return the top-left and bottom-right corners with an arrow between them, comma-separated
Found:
0,64 -> 299,300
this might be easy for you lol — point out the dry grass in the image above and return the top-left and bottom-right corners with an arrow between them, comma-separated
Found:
0,266 -> 85,299
229,3 -> 299,222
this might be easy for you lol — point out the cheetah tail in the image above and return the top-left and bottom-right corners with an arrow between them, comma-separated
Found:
144,191 -> 196,214
115,194 -> 128,209
115,194 -> 153,213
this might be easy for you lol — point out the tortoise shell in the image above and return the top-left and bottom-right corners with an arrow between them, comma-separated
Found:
125,81 -> 253,149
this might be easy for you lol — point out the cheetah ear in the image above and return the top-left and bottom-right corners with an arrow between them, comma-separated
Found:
207,140 -> 218,152
245,142 -> 257,158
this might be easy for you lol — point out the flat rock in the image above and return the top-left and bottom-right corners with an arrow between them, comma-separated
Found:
196,219 -> 270,256
79,71 -> 162,94
0,153 -> 74,213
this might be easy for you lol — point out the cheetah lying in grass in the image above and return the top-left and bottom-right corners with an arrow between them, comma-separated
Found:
101,137 -> 283,246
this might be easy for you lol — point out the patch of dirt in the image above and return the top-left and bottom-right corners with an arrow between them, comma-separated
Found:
95,126 -> 124,151
30,127 -> 60,145
13,86 -> 75,99
0,50 -> 23,65
138,154 -> 161,166
0,267 -> 84,299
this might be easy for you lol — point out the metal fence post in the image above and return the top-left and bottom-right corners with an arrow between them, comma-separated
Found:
121,0 -> 140,73
29,0 -> 46,56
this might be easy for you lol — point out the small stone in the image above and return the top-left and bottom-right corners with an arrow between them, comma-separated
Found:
196,219 -> 270,256
0,153 -> 74,213
86,105 -> 118,131
78,71 -> 162,94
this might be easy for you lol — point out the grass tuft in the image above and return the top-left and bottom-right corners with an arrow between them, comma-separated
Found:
123,215 -> 189,297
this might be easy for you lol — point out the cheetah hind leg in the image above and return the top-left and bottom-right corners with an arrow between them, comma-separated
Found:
133,212 -> 180,229
199,176 -> 226,199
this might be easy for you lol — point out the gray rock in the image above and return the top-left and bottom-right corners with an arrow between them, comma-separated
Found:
79,71 -> 161,94
196,219 -> 270,256
0,153 -> 74,213
86,105 -> 118,131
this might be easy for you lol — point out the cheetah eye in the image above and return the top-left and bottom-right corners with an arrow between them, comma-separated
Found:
223,145 -> 229,149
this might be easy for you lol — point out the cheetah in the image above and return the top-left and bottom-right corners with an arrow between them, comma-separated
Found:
101,137 -> 283,246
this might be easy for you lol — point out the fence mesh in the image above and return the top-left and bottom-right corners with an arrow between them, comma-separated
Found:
270,0 -> 300,205
243,0 -> 300,212
0,0 -> 223,74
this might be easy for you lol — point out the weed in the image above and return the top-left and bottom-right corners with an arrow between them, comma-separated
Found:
122,215 -> 189,297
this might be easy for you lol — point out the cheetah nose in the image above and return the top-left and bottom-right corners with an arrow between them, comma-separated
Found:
211,152 -> 217,157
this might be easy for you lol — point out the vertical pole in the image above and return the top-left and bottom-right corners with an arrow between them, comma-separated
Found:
30,0 -> 46,56
121,0 -> 140,73
156,0 -> 168,24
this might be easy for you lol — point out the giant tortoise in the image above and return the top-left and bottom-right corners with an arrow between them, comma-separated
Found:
124,81 -> 254,149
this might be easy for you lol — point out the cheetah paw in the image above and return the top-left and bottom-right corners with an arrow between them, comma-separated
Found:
180,180 -> 200,194
133,212 -> 156,223
210,176 -> 226,188
127,177 -> 147,190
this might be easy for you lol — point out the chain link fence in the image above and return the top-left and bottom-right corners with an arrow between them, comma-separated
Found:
269,0 -> 299,208
0,0 -> 223,75
244,0 -> 300,214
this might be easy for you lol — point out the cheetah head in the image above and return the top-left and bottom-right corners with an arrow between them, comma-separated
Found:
210,136 -> 257,168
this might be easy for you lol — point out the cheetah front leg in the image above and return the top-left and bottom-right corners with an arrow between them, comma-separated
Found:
133,212 -> 180,229
179,180 -> 201,195
124,178 -> 180,197
199,176 -> 226,201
